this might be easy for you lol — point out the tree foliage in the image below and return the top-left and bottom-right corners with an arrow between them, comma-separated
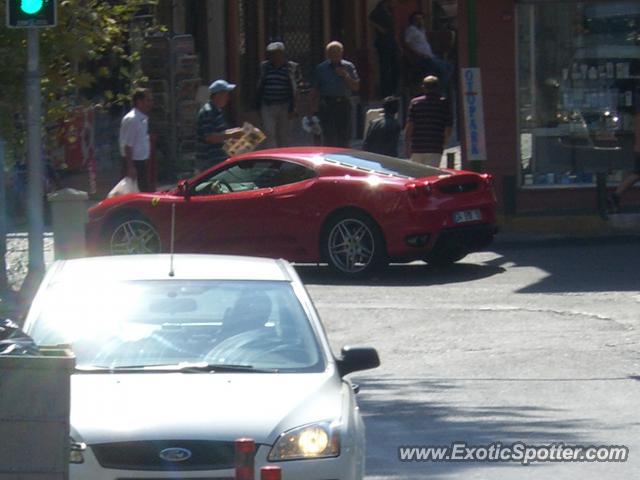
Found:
0,0 -> 162,157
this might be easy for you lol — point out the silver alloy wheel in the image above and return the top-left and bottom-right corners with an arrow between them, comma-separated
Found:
110,219 -> 161,255
327,218 -> 375,274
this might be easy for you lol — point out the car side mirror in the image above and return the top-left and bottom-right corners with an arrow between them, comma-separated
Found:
336,346 -> 380,377
177,180 -> 191,200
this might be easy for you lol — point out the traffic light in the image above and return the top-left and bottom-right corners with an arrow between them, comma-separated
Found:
6,0 -> 57,28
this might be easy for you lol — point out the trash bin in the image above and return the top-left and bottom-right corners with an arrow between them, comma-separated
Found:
47,188 -> 89,260
0,347 -> 75,480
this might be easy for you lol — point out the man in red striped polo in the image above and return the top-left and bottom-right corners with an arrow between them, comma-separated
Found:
404,76 -> 453,167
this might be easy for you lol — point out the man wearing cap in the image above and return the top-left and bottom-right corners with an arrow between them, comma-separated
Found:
196,79 -> 244,172
311,41 -> 360,147
254,42 -> 302,148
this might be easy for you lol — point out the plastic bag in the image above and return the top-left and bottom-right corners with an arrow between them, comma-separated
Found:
107,177 -> 139,198
302,115 -> 322,136
0,319 -> 41,356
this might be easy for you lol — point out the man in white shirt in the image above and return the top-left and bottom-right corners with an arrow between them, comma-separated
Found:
404,11 -> 451,93
119,88 -> 154,192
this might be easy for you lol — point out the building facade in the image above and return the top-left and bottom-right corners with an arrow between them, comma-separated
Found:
153,0 -> 639,215
458,0 -> 640,214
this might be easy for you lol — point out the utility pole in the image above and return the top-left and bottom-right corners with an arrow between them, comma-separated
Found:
0,139 -> 7,293
26,27 -> 45,276
7,0 -> 58,283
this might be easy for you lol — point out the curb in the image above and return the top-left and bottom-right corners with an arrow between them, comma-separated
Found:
493,232 -> 640,248
494,213 -> 640,247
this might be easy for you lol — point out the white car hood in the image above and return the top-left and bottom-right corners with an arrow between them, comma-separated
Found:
71,371 -> 343,445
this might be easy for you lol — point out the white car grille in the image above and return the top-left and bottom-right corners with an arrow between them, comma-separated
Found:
92,440 -> 238,471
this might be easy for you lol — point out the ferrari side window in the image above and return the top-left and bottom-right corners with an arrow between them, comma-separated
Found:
193,160 -> 314,195
275,162 -> 316,186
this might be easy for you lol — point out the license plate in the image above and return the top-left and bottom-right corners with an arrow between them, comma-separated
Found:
453,209 -> 482,224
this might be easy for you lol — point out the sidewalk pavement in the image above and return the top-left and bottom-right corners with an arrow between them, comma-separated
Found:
1,233 -> 54,318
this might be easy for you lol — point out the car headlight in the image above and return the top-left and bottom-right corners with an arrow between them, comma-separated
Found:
70,438 -> 86,464
268,421 -> 340,461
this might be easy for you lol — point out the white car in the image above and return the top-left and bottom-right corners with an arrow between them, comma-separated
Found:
23,254 -> 380,480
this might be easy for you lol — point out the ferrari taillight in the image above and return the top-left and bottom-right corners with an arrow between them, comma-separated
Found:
407,182 -> 432,198
481,174 -> 497,200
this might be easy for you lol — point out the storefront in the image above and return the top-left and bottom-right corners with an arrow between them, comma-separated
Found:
458,0 -> 640,213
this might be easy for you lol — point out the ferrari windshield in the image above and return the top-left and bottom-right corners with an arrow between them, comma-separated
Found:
324,152 -> 447,179
28,280 -> 324,372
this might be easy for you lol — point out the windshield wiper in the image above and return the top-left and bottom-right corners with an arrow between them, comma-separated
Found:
75,362 -> 278,373
177,363 -> 278,373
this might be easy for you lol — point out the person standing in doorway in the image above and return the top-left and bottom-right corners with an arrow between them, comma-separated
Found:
404,76 -> 452,166
369,0 -> 398,98
196,79 -> 244,172
404,11 -> 451,94
255,42 -> 302,149
119,88 -> 153,192
311,41 -> 360,148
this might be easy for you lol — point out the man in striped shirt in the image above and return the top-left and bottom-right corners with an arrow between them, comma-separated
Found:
196,79 -> 243,172
404,76 -> 453,166
254,42 -> 302,148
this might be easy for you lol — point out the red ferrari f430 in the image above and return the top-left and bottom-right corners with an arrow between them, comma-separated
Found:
86,148 -> 497,277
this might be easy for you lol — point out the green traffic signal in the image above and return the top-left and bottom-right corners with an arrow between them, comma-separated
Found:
20,0 -> 44,15
7,0 -> 56,27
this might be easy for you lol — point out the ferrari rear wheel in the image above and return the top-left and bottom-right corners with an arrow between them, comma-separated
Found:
322,211 -> 386,277
106,216 -> 161,255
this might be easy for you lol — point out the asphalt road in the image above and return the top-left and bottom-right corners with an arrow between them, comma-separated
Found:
298,238 -> 640,480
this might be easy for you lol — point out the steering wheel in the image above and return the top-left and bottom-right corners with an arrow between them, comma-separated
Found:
211,180 -> 233,194
259,343 -> 311,364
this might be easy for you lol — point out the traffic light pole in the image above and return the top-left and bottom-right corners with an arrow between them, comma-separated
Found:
0,138 -> 8,293
26,27 -> 45,276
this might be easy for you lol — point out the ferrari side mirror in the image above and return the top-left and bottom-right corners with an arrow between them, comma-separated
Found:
177,180 -> 191,200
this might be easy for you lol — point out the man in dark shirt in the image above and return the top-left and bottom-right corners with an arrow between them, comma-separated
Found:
196,79 -> 243,172
311,41 -> 360,148
254,42 -> 302,148
363,96 -> 401,157
369,0 -> 398,98
405,75 -> 452,166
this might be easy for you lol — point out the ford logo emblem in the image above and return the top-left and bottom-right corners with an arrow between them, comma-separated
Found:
159,447 -> 192,462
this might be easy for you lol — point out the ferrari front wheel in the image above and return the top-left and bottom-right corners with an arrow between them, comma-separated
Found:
105,215 -> 161,255
322,211 -> 387,277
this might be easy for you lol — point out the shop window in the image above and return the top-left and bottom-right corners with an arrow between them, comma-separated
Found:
517,1 -> 640,187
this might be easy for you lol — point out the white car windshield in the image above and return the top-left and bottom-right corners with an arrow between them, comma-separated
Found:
28,280 -> 324,372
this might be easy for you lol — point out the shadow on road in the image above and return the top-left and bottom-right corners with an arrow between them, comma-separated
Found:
487,239 -> 640,293
354,376 -> 599,477
295,262 -> 506,287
